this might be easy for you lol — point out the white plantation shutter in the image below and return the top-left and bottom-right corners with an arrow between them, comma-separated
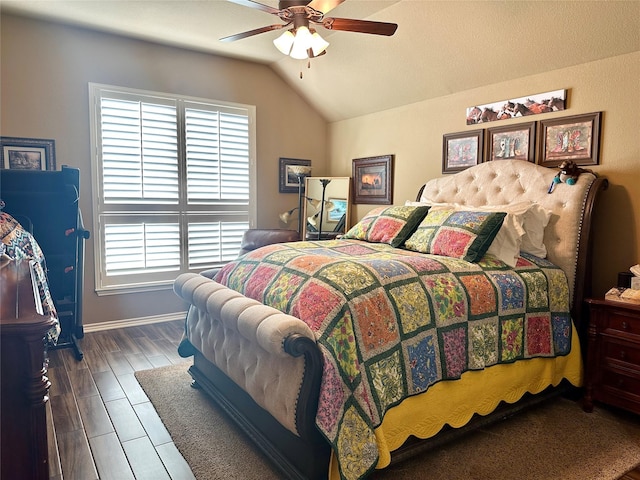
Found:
187,221 -> 247,269
90,84 -> 254,293
184,107 -> 250,201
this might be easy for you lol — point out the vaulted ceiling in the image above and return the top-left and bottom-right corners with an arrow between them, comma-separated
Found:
3,1 -> 639,122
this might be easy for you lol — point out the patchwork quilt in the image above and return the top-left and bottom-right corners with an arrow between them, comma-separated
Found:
214,239 -> 573,480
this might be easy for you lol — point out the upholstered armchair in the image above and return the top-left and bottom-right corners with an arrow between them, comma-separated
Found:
200,229 -> 299,279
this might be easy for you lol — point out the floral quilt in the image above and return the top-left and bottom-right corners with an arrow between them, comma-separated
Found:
214,239 -> 572,480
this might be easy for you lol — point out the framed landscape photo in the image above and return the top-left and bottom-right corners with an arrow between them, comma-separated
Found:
352,155 -> 393,205
486,122 -> 536,163
1,137 -> 56,170
442,130 -> 483,173
538,112 -> 602,167
279,157 -> 311,193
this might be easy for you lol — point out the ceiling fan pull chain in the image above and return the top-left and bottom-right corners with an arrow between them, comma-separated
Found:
300,59 -> 312,79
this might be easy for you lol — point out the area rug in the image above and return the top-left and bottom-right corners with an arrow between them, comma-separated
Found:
136,363 -> 640,480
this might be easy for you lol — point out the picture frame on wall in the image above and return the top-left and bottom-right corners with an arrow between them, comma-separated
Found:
538,112 -> 601,167
1,137 -> 56,170
279,157 -> 312,193
486,122 -> 536,163
352,155 -> 393,205
442,130 -> 483,173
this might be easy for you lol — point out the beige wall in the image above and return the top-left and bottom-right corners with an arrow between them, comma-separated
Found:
329,52 -> 640,298
1,14 -> 327,327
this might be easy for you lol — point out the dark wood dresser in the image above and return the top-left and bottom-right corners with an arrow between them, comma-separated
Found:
1,258 -> 56,480
583,298 -> 640,415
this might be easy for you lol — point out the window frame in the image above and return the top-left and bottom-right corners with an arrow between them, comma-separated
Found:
89,83 -> 257,295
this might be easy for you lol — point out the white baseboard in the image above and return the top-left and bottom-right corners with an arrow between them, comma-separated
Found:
83,312 -> 187,333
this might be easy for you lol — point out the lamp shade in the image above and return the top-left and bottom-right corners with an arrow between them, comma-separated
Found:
289,26 -> 312,60
310,31 -> 329,57
273,30 -> 295,55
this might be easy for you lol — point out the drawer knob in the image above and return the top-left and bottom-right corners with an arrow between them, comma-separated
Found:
621,321 -> 629,330
620,350 -> 626,360
617,378 -> 625,388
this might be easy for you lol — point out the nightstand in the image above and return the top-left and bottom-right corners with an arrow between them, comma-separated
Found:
583,298 -> 640,415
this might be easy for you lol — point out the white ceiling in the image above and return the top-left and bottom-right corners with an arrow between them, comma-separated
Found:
2,0 -> 639,122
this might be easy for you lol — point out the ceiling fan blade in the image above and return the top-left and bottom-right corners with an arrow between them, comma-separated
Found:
306,0 -> 345,14
226,0 -> 281,15
322,17 -> 398,36
220,24 -> 286,42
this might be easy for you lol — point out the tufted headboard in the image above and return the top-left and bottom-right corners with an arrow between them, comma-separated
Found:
417,160 -> 608,329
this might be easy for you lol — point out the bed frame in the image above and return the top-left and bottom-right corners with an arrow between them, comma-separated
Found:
174,161 -> 608,480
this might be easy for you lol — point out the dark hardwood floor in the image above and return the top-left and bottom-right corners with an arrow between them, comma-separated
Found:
46,319 -> 194,480
46,319 -> 640,480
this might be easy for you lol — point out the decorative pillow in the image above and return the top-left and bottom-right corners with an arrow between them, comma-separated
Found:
404,208 -> 506,262
412,199 -> 552,260
342,205 -> 430,247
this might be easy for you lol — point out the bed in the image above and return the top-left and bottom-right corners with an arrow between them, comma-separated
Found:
173,160 -> 607,480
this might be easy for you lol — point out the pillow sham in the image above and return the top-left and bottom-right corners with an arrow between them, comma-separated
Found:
342,205 -> 429,247
465,202 -> 551,258
404,208 -> 506,263
519,204 -> 552,257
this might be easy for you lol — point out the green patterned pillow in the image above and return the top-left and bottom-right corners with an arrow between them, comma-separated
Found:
342,205 -> 430,248
404,208 -> 506,262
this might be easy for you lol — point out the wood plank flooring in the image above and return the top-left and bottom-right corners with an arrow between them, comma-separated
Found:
47,319 -> 195,480
46,320 -> 640,480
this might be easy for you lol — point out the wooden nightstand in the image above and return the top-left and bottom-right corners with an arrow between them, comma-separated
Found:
583,298 -> 640,415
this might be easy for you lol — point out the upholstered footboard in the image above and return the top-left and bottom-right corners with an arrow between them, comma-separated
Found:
173,273 -> 331,479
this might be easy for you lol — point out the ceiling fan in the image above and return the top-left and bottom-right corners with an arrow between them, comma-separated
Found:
221,0 -> 398,60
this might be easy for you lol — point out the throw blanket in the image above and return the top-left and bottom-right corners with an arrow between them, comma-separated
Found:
215,239 -> 573,480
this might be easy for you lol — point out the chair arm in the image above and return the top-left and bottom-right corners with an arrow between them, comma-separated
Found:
238,229 -> 299,256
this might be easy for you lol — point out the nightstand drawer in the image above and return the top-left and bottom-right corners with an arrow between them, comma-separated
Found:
584,298 -> 640,415
602,337 -> 640,367
604,311 -> 640,337
601,367 -> 640,397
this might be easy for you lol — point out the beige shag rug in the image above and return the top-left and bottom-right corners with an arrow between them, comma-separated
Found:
136,363 -> 640,480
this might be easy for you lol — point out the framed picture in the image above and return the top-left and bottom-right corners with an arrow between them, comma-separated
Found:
1,137 -> 56,170
352,155 -> 393,205
486,122 -> 536,163
466,89 -> 566,125
442,130 -> 483,173
328,198 -> 347,221
538,112 -> 601,167
279,157 -> 311,193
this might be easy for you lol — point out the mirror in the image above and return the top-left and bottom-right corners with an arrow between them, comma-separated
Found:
302,177 -> 351,241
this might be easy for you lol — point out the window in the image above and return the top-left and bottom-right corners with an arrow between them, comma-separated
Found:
89,84 -> 256,294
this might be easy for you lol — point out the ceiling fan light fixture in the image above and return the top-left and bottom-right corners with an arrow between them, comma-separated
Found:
273,29 -> 295,55
310,31 -> 329,57
289,25 -> 313,59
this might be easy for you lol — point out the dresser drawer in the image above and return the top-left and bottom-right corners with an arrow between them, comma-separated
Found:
603,310 -> 640,337
601,336 -> 640,367
584,298 -> 640,415
601,367 -> 640,398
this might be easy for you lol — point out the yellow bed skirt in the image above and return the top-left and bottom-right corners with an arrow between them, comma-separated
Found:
329,324 -> 583,479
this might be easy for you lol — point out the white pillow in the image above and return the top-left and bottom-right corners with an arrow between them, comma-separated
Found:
519,204 -> 552,257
